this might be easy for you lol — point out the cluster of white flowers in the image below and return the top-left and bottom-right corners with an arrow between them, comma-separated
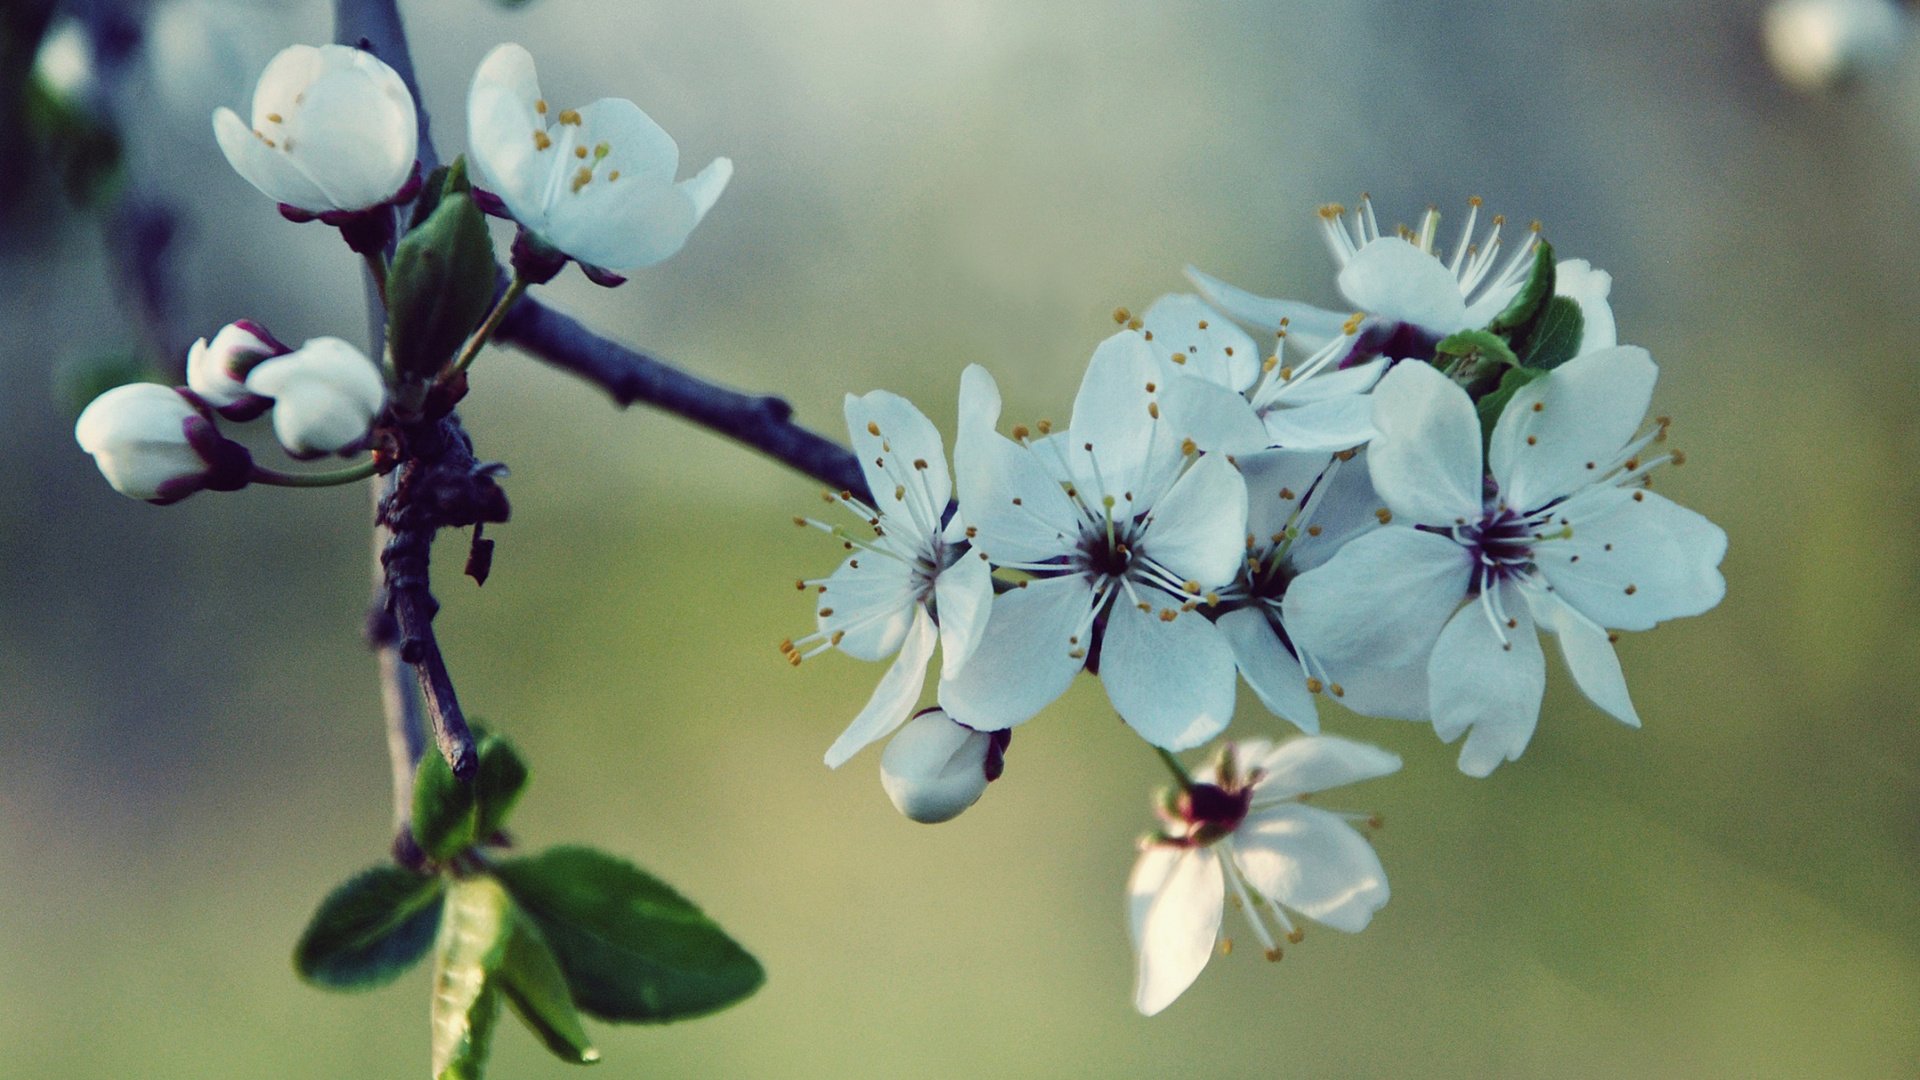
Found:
792,197 -> 1727,1013
76,41 -> 729,502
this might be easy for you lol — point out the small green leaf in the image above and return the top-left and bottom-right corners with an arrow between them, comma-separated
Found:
474,735 -> 531,840
408,165 -> 453,232
494,847 -> 765,1024
414,747 -> 479,861
499,914 -> 599,1064
1476,365 -> 1547,451
1487,240 -> 1555,334
294,865 -> 445,990
1434,329 -> 1519,370
1515,296 -> 1586,371
432,878 -> 512,1080
388,155 -> 498,383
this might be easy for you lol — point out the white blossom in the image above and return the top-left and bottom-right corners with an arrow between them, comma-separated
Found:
787,391 -> 993,768
244,337 -> 387,458
1129,736 -> 1398,1016
878,708 -> 1006,824
466,43 -> 732,274
186,319 -> 287,415
213,44 -> 418,214
74,383 -> 247,503
938,333 -> 1249,751
1284,351 -> 1727,776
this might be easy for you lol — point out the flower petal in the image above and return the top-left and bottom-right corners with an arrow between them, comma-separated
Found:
466,42 -> 549,228
1184,265 -> 1349,347
1535,485 -> 1727,631
279,60 -> 415,210
823,606 -> 937,768
1129,846 -> 1224,1016
1283,450 -> 1382,571
1366,360 -> 1484,526
1249,734 -> 1401,801
845,389 -> 951,541
1555,259 -> 1616,355
1232,803 -> 1389,932
1330,659 -> 1430,722
934,546 -> 993,679
1138,452 -> 1247,589
1099,596 -> 1237,750
213,106 -> 331,209
1428,583 -> 1546,777
1262,394 -> 1377,451
678,156 -> 733,224
1489,346 -> 1657,510
1064,332 -> 1165,505
937,574 -> 1090,730
816,555 -> 917,662
1336,237 -> 1469,334
1521,579 -> 1640,728
1142,294 -> 1260,392
1282,527 -> 1471,671
543,170 -> 697,272
953,366 -> 1083,565
1216,608 -> 1317,733
1159,371 -> 1270,457
1236,449 -> 1334,550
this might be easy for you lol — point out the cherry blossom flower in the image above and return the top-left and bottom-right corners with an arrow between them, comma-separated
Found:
244,337 -> 387,458
75,383 -> 251,503
186,319 -> 288,420
786,392 -> 992,769
1283,351 -> 1726,776
466,43 -> 732,278
938,333 -> 1248,750
1129,736 -> 1398,1015
212,44 -> 419,215
878,708 -> 1009,824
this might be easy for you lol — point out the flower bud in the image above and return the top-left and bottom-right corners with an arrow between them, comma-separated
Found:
186,319 -> 288,418
879,709 -> 1006,824
74,383 -> 252,503
244,337 -> 387,458
1763,0 -> 1908,90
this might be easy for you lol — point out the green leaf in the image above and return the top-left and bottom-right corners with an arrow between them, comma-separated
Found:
1487,240 -> 1555,334
499,914 -> 600,1064
1515,295 -> 1586,371
293,865 -> 445,990
1434,329 -> 1519,370
408,165 -> 452,232
474,735 -> 531,841
1476,366 -> 1547,451
387,155 -> 498,383
432,878 -> 512,1080
494,847 -> 765,1023
414,746 -> 479,862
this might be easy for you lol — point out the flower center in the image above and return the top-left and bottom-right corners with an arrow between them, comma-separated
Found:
1073,525 -> 1135,581
1178,782 -> 1251,846
1460,506 -> 1538,588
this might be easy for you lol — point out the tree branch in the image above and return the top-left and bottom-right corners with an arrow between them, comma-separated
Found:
496,300 -> 871,499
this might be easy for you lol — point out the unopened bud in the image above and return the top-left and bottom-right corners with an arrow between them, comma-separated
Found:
74,383 -> 252,503
244,337 -> 388,458
187,320 -> 289,417
879,708 -> 1003,824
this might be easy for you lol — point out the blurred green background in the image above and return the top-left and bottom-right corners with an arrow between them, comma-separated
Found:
3,0 -> 1918,1076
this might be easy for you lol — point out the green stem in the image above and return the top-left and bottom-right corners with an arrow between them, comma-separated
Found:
449,276 -> 528,377
1155,747 -> 1193,790
251,460 -> 379,488
363,251 -> 389,308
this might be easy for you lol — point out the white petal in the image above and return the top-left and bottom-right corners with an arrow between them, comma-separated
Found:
1282,527 -> 1471,671
937,574 -> 1090,730
1249,734 -> 1401,800
823,607 -> 938,768
1329,659 -> 1430,722
678,156 -> 733,224
1336,238 -> 1469,334
249,43 -> 324,123
1366,360 -> 1484,525
1262,394 -> 1377,451
815,555 -> 916,662
934,547 -> 993,679
465,42 -> 548,226
1064,332 -> 1164,505
845,389 -> 951,539
1428,584 -> 1545,777
245,336 -> 386,455
1489,346 -> 1657,511
213,106 -> 330,209
878,709 -> 991,823
1184,265 -> 1349,346
1535,486 -> 1727,631
1138,452 -> 1247,588
1276,356 -> 1388,405
1129,846 -> 1223,1016
1158,372 -> 1270,457
952,366 -> 1083,565
1142,294 -> 1260,392
1283,450 -> 1383,571
544,171 -> 697,272
1232,804 -> 1389,932
279,60 -> 415,210
1099,597 -> 1237,750
1555,259 -> 1616,355
1216,608 -> 1317,733
1235,449 -> 1334,551
1521,580 -> 1640,728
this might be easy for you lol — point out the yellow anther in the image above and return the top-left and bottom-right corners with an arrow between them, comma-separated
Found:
893,484 -> 905,501
1526,435 -> 1538,446
866,421 -> 880,436
1264,947 -> 1285,962
1127,319 -> 1142,331
1220,938 -> 1234,957
1183,580 -> 1202,595
1333,449 -> 1357,462
1672,450 -> 1687,466
913,458 -> 928,470
787,652 -> 802,667
1330,682 -> 1345,697
1263,356 -> 1278,372
1113,306 -> 1131,324
778,638 -> 794,653
533,130 -> 552,150
1170,352 -> 1188,365
1278,487 -> 1295,500
557,108 -> 582,125
1180,438 -> 1197,456
574,145 -> 588,159
792,516 -> 807,527
1286,929 -> 1304,945
1036,419 -> 1053,434
536,99 -> 549,114
1102,495 -> 1117,509
1468,195 -> 1483,207
265,112 -> 283,123
1147,402 -> 1160,419
1375,508 -> 1393,524
1159,609 -> 1176,623
1306,525 -> 1323,537
593,142 -> 611,160
1204,592 -> 1219,606
608,170 -> 620,181
819,607 -> 835,617
1342,312 -> 1365,335
1306,677 -> 1323,693
570,166 -> 593,192
1318,203 -> 1345,219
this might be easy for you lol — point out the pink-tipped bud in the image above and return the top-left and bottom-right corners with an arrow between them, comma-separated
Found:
187,320 -> 288,418
244,337 -> 388,458
74,384 -> 252,503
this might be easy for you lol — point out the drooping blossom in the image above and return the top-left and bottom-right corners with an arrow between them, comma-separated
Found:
878,708 -> 1009,824
75,383 -> 251,503
244,337 -> 387,458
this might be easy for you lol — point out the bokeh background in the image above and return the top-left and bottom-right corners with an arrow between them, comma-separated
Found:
3,0 -> 1918,1076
